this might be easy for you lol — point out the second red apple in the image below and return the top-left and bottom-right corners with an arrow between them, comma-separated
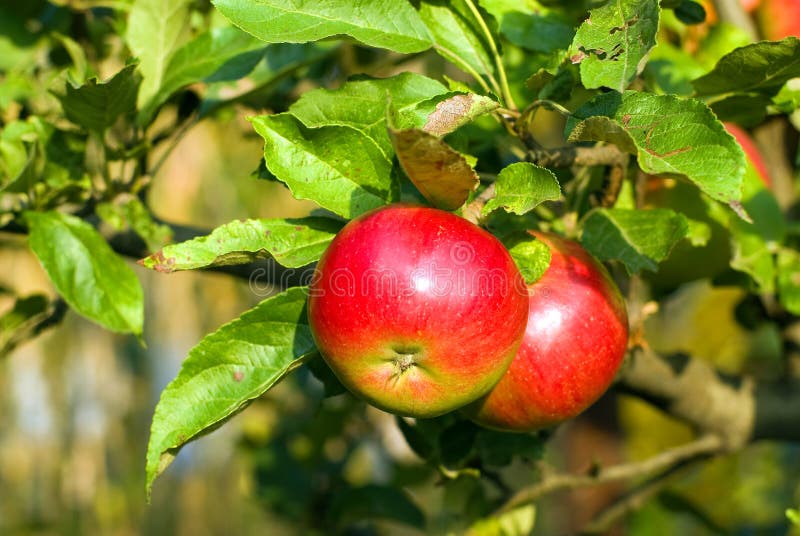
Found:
467,231 -> 629,432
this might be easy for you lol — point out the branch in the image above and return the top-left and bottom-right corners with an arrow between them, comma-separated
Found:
496,435 -> 723,515
580,456 -> 704,535
617,347 -> 756,449
528,145 -> 626,168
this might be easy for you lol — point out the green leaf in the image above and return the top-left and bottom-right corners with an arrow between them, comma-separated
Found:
139,26 -> 265,123
0,120 -> 38,193
96,195 -> 173,253
55,64 -> 141,133
483,162 -> 561,216
568,91 -> 746,208
468,504 -> 536,536
212,0 -> 432,53
729,167 -> 785,292
140,217 -> 342,272
506,235 -> 551,285
778,250 -> 800,315
388,127 -> 478,211
480,1 -> 574,54
692,37 -> 800,97
127,0 -> 191,112
289,73 -> 450,156
571,0 -> 660,92
418,0 -> 496,80
580,208 -> 690,273
145,287 -> 315,497
787,507 -> 800,527
25,211 -> 144,334
329,485 -> 426,530
251,114 -> 395,218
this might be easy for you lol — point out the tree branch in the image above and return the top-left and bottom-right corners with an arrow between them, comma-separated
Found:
529,145 -> 626,168
496,435 -> 723,515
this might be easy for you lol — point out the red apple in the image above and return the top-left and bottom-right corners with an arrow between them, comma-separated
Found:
757,0 -> 800,39
467,231 -> 628,432
308,205 -> 529,418
724,122 -> 772,189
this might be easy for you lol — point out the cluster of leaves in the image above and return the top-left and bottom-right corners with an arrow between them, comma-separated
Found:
2,0 -> 800,532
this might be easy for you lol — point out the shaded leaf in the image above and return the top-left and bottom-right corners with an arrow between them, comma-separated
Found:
506,235 -> 551,286
146,287 -> 315,496
729,166 -> 785,292
0,294 -> 58,358
251,114 -> 395,218
568,91 -> 745,208
571,0 -> 660,92
483,162 -> 561,216
139,26 -> 265,123
56,64 -> 141,133
418,0 -> 496,80
778,249 -> 800,315
212,0 -> 432,53
96,195 -> 173,253
468,504 -> 536,536
388,127 -> 478,211
480,2 -> 574,53
140,217 -> 342,272
692,37 -> 800,97
580,208 -> 690,273
330,485 -> 426,530
25,211 -> 143,334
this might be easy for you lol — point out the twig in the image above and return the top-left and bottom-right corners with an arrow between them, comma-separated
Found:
496,435 -> 723,515
529,145 -> 626,168
462,183 -> 496,225
580,454 -> 708,535
599,154 -> 629,207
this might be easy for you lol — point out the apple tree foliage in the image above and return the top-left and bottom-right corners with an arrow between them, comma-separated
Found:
2,0 -> 800,532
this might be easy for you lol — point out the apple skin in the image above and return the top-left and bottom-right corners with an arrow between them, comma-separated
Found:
757,0 -> 800,39
724,122 -> 772,189
308,204 -> 529,418
467,231 -> 628,432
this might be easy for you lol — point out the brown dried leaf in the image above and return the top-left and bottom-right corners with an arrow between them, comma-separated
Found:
389,127 -> 479,210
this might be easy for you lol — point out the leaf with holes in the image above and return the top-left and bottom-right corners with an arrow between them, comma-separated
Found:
567,91 -> 745,210
571,0 -> 660,92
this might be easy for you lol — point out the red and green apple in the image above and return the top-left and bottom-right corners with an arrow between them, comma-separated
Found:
308,205 -> 529,418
